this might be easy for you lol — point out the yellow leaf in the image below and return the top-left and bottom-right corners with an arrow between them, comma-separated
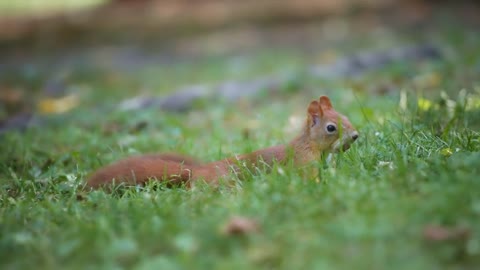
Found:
38,94 -> 79,114
467,95 -> 480,111
418,98 -> 433,111
440,148 -> 453,157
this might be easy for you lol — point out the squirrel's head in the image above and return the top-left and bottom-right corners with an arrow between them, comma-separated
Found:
306,96 -> 358,153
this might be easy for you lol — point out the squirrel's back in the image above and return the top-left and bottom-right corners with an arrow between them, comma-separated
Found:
87,156 -> 193,189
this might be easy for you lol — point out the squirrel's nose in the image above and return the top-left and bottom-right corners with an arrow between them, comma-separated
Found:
352,132 -> 359,141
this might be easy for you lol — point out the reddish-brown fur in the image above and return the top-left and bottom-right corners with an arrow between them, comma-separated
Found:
138,153 -> 202,166
86,96 -> 359,189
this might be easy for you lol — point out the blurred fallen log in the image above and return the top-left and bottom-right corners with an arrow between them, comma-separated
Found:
0,44 -> 442,134
310,45 -> 441,78
119,44 -> 442,112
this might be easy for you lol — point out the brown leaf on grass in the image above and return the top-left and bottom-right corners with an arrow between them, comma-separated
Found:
0,87 -> 24,105
102,122 -> 122,135
423,224 -> 471,242
129,121 -> 148,134
221,216 -> 261,236
76,193 -> 86,201
0,86 -> 26,116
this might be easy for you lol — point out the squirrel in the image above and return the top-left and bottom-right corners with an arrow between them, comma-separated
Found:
86,96 -> 359,189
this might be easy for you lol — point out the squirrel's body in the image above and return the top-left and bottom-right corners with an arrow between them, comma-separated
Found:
86,96 -> 358,189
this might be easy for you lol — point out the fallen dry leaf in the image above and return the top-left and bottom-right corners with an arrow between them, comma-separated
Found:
423,224 -> 471,242
102,122 -> 122,135
221,216 -> 261,236
0,86 -> 27,116
0,87 -> 24,105
76,193 -> 86,201
129,121 -> 148,134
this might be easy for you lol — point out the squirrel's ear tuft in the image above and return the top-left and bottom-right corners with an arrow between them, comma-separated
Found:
319,96 -> 333,110
308,100 -> 321,116
308,100 -> 323,127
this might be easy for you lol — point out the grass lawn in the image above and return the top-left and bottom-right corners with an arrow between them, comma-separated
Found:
1,17 -> 480,269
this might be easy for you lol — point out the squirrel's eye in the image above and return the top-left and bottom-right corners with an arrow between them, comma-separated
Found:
326,124 -> 336,133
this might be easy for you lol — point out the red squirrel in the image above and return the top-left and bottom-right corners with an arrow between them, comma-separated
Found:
86,96 -> 359,189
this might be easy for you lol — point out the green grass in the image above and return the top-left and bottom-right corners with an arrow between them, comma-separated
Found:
1,21 -> 480,270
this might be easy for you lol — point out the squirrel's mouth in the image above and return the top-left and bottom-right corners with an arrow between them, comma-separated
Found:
331,137 -> 354,153
342,143 -> 352,152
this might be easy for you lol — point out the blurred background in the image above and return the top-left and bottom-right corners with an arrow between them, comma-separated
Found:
0,0 -> 479,132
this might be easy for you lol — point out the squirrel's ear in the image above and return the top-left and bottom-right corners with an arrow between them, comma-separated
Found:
319,96 -> 333,110
308,100 -> 323,126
